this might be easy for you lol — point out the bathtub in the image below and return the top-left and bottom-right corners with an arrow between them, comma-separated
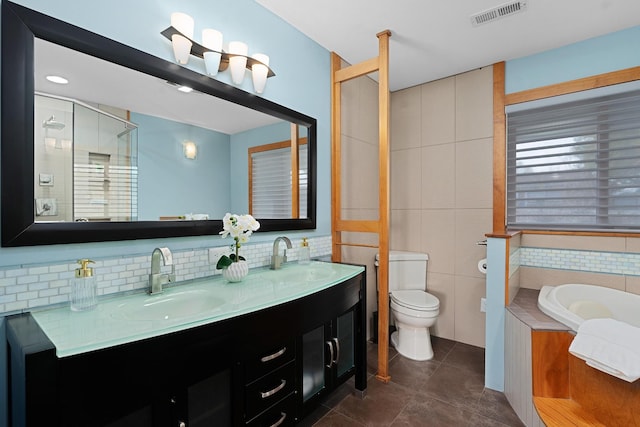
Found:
537,284 -> 640,332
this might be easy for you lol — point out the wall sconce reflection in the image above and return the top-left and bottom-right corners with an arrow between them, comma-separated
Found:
183,141 -> 197,160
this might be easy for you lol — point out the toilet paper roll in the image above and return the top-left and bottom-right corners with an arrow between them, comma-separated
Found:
477,258 -> 487,274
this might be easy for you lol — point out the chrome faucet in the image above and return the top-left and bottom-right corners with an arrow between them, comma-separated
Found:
270,236 -> 292,269
149,247 -> 175,294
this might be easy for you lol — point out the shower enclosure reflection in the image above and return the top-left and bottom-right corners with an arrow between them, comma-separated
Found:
35,93 -> 139,222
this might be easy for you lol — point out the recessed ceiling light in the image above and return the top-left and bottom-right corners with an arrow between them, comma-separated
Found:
177,85 -> 193,93
46,75 -> 69,84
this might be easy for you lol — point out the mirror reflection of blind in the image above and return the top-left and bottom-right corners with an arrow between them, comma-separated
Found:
506,87 -> 640,231
251,145 -> 307,218
74,152 -> 138,221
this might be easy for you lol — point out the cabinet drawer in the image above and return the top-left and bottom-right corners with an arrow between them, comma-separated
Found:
246,392 -> 297,427
245,361 -> 296,420
245,340 -> 295,383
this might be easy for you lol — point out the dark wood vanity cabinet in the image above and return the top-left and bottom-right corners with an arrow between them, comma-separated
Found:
6,270 -> 366,426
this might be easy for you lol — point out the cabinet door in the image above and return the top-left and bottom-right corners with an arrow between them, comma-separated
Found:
301,307 -> 357,409
301,324 -> 330,403
335,310 -> 355,380
184,369 -> 232,427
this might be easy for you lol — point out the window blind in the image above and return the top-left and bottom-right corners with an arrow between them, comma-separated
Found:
251,145 -> 308,218
506,88 -> 640,231
74,154 -> 138,221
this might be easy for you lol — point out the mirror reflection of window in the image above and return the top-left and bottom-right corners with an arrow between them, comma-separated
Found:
249,140 -> 308,219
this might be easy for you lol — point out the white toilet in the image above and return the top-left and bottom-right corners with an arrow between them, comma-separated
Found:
376,251 -> 440,361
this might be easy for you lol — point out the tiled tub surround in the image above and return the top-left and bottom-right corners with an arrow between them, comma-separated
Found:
520,247 -> 640,277
0,236 -> 332,315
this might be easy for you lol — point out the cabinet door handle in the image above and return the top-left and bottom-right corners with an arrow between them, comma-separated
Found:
325,340 -> 334,368
260,379 -> 287,399
332,337 -> 340,366
260,346 -> 287,363
270,412 -> 287,427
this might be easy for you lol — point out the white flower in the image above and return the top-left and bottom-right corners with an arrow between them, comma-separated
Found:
219,213 -> 260,245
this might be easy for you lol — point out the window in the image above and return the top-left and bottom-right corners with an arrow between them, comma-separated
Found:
249,140 -> 308,218
506,85 -> 640,231
74,152 -> 138,221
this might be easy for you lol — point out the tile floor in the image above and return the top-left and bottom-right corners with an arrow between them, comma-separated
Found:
299,337 -> 525,427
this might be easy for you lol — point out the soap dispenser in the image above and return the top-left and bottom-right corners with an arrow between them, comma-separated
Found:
71,259 -> 97,311
298,238 -> 311,265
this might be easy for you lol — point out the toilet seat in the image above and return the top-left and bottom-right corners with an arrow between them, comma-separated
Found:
391,290 -> 439,311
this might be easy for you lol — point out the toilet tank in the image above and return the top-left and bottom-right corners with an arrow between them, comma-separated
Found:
376,251 -> 428,292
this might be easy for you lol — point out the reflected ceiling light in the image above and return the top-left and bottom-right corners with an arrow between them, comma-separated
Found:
183,141 -> 197,159
161,18 -> 275,93
177,85 -> 193,93
46,75 -> 68,84
251,53 -> 269,94
202,29 -> 223,76
170,12 -> 194,65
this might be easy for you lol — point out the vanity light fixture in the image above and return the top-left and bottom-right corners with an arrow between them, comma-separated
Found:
161,17 -> 275,93
183,141 -> 197,159
202,28 -> 223,76
46,75 -> 68,84
170,12 -> 194,64
228,41 -> 248,84
251,53 -> 269,94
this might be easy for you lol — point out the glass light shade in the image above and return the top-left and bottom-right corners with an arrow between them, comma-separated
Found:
171,34 -> 192,65
202,29 -> 223,76
183,141 -> 197,159
228,41 -> 248,84
171,12 -> 194,39
251,53 -> 269,94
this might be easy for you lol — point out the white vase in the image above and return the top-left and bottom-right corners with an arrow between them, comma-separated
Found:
222,260 -> 249,282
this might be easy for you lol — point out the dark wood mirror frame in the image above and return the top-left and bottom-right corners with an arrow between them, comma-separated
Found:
1,0 -> 316,247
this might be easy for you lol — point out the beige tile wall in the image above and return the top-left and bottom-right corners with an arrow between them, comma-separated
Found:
389,66 -> 494,348
339,71 -> 380,340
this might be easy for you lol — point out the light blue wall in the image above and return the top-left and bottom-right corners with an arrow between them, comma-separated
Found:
133,113 -> 231,221
0,0 -> 331,267
485,238 -> 506,391
506,25 -> 640,94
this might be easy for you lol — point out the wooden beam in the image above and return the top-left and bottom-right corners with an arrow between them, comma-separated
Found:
331,52 -> 343,263
492,62 -> 506,234
335,219 -> 380,233
334,57 -> 380,83
376,29 -> 392,384
505,65 -> 640,106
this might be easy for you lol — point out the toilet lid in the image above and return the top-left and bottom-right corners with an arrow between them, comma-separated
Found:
391,290 -> 439,310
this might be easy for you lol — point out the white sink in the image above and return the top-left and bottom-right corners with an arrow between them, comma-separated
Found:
111,289 -> 225,321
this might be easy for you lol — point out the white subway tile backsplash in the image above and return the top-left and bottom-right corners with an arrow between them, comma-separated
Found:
0,236 -> 332,315
520,246 -> 640,276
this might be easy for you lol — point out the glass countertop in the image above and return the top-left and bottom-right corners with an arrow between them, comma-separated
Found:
31,261 -> 364,357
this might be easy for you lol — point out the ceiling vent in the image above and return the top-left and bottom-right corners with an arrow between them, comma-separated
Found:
471,1 -> 528,26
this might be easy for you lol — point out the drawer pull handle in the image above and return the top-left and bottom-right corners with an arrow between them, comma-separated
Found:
260,379 -> 287,399
326,340 -> 334,368
332,337 -> 340,366
261,346 -> 287,363
270,412 -> 287,427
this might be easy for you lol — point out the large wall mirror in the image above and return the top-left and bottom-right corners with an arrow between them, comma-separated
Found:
1,1 -> 316,246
